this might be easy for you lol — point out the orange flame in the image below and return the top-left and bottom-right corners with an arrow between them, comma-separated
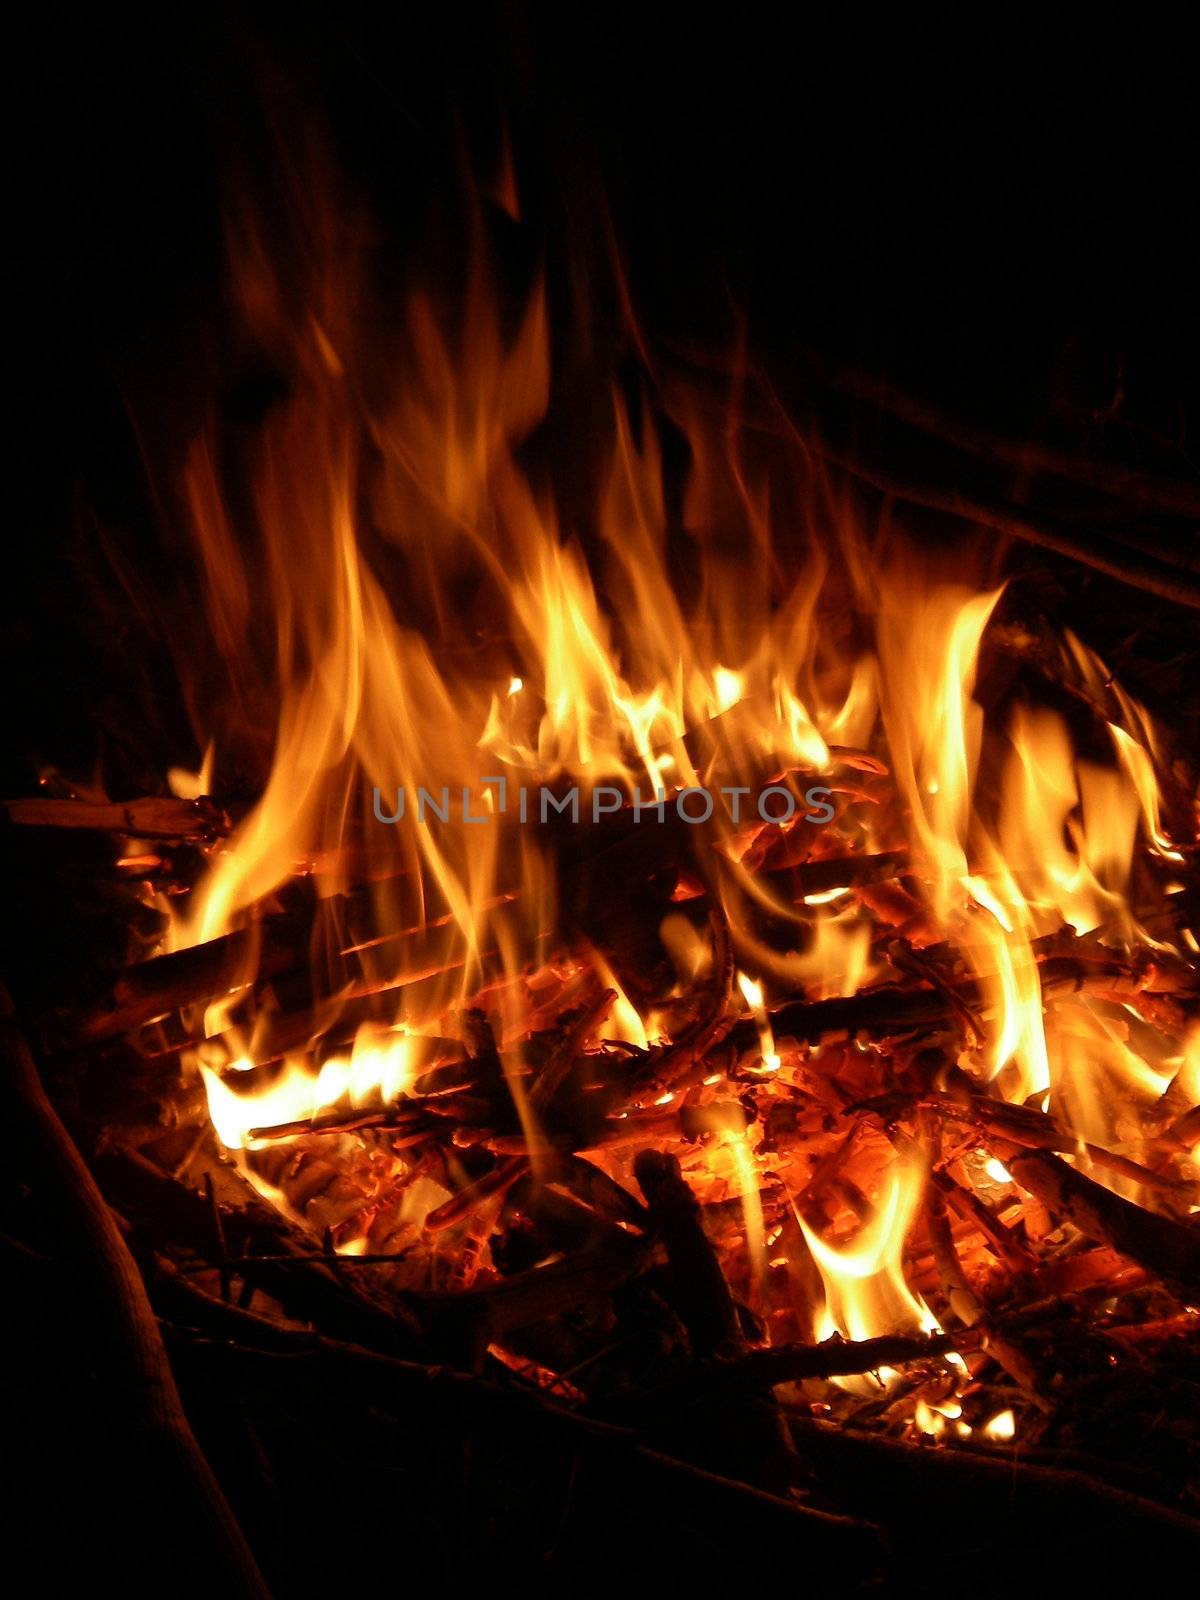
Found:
152,163 -> 1193,1361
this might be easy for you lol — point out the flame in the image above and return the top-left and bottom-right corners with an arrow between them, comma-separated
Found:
724,1128 -> 767,1299
590,945 -> 651,1049
737,971 -> 780,1072
200,1025 -> 416,1149
799,1151 -> 938,1376
145,159 -> 1197,1419
874,582 -> 1054,1099
1108,724 -> 1185,862
168,741 -> 215,801
983,1408 -> 1016,1441
998,707 -> 1136,937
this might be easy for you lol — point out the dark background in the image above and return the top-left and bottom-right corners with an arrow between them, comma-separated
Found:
6,3 -> 1198,905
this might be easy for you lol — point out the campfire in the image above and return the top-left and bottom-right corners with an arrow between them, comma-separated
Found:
5,104 -> 1199,1594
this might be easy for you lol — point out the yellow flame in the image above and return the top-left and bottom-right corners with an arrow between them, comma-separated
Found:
168,740 -> 215,801
799,1151 -> 937,1388
983,1409 -> 1016,1440
737,971 -> 781,1071
200,1026 -> 416,1150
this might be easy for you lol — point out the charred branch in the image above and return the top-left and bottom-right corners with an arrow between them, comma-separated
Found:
0,994 -> 267,1597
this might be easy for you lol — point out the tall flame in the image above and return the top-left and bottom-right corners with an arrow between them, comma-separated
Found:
148,160 -> 1195,1335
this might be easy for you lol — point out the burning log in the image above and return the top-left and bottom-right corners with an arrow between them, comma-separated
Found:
66,904 -> 478,1048
423,1155 -> 529,1232
414,1231 -> 650,1356
634,1148 -> 743,1359
738,980 -> 950,1050
688,1327 -> 971,1390
916,1090 -> 1199,1198
1167,1103 -> 1200,1149
922,1176 -> 1043,1395
631,1146 -> 802,1488
1005,1149 -> 1200,1299
632,911 -> 736,1098
2,793 -> 231,838
932,1169 -> 1036,1275
68,921 -> 306,1044
735,938 -> 1196,1058
531,989 -> 617,1113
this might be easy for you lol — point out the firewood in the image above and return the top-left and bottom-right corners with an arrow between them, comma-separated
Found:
156,1269 -> 886,1580
72,920 -> 307,1044
1166,1103 -> 1200,1149
933,1168 -> 1035,1274
69,910 -> 476,1048
688,1328 -> 972,1390
634,1148 -> 743,1359
1005,1148 -> 1200,1297
413,1231 -> 650,1350
531,989 -> 617,1113
423,1154 -> 529,1232
923,1179 -> 1043,1395
810,357 -> 1200,521
914,1090 -> 1199,1198
783,1411 -> 1200,1576
0,993 -> 267,1597
245,1101 -> 438,1143
733,941 -> 1194,1058
2,794 -> 231,838
632,911 -> 735,1098
742,980 -> 950,1049
103,1145 -> 428,1350
818,446 -> 1200,610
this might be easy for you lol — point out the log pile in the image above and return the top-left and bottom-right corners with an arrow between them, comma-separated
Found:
4,399 -> 1200,1591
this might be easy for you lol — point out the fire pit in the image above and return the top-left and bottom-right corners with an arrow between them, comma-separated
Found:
5,12 -> 1199,1594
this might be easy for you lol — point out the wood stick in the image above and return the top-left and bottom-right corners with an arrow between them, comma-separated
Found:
917,1091 -> 1199,1197
0,993 -> 268,1596
634,1148 -> 742,1358
157,1272 -> 884,1578
1006,1148 -> 1200,1296
69,908 -> 477,1048
706,1328 -> 970,1388
737,943 -> 1191,1056
923,1181 -> 1042,1395
423,1155 -> 529,1233
818,447 -> 1200,610
814,359 -> 1200,521
3,794 -> 230,837
933,1169 -> 1035,1275
741,981 -> 948,1050
783,1411 -> 1200,1573
74,921 -> 307,1044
